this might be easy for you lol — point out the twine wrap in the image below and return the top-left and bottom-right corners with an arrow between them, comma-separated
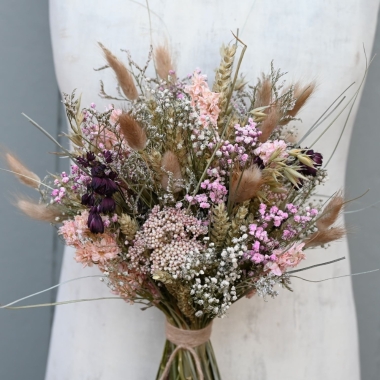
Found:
159,321 -> 213,380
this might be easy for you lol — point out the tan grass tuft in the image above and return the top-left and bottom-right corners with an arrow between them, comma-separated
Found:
161,151 -> 182,192
303,227 -> 346,248
98,42 -> 138,100
316,192 -> 344,230
5,153 -> 40,189
154,45 -> 176,81
287,82 -> 315,118
17,199 -> 62,223
230,166 -> 263,203
256,75 -> 272,108
118,113 -> 147,151
258,106 -> 281,142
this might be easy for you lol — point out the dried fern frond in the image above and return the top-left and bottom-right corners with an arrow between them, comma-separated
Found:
154,45 -> 176,81
258,106 -> 281,143
286,82 -> 315,119
119,113 -> 147,151
5,153 -> 40,189
210,203 -> 231,249
316,191 -> 344,230
17,199 -> 62,223
119,214 -> 139,242
161,151 -> 182,193
229,166 -> 263,204
303,226 -> 346,248
98,42 -> 138,100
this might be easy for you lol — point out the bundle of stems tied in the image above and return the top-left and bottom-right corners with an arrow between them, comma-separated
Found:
3,33 -> 365,379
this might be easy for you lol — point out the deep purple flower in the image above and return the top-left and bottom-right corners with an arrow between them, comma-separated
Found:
81,193 -> 95,206
300,149 -> 323,176
87,208 -> 104,234
87,152 -> 96,162
98,196 -> 116,213
91,164 -> 107,178
253,156 -> 265,169
103,151 -> 113,163
91,177 -> 118,196
108,171 -> 117,180
76,152 -> 96,168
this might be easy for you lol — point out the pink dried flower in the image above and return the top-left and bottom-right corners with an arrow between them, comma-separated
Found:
254,139 -> 288,165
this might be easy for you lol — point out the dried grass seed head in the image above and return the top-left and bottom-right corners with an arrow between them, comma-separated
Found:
303,226 -> 346,248
161,151 -> 182,193
5,152 -> 40,189
287,82 -> 316,118
17,198 -> 63,223
154,44 -> 176,81
118,113 -> 147,151
316,191 -> 344,230
230,165 -> 263,203
98,42 -> 138,100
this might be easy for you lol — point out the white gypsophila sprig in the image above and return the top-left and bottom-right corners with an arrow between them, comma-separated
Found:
254,272 -> 290,299
190,235 -> 249,318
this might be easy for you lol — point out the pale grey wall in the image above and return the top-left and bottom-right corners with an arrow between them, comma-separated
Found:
0,2 -> 379,380
346,6 -> 380,380
0,1 -> 64,380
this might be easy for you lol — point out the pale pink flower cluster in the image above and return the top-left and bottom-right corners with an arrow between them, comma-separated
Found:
109,107 -> 122,125
127,206 -> 207,277
185,72 -> 220,126
59,211 -> 120,267
264,243 -> 305,275
254,139 -> 288,165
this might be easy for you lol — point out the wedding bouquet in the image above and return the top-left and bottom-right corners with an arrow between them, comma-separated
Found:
4,37 -> 352,379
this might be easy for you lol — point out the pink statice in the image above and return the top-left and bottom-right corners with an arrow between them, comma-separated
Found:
217,119 -> 261,169
254,139 -> 288,165
186,168 -> 228,208
185,72 -> 220,126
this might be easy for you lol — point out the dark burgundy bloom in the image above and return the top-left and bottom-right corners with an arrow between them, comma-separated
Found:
105,178 -> 118,195
98,196 -> 116,213
300,149 -> 323,176
87,208 -> 104,234
253,156 -> 265,169
108,170 -> 117,180
103,151 -> 113,163
91,164 -> 107,178
81,193 -> 95,206
87,152 -> 96,162
91,177 -> 118,196
76,152 -> 96,168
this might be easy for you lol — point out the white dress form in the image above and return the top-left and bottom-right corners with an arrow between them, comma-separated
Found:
47,1 -> 379,379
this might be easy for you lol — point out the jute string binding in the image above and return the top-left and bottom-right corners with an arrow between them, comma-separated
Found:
159,321 -> 213,380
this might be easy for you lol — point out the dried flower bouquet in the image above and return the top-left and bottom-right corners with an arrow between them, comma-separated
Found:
4,36 -> 358,379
